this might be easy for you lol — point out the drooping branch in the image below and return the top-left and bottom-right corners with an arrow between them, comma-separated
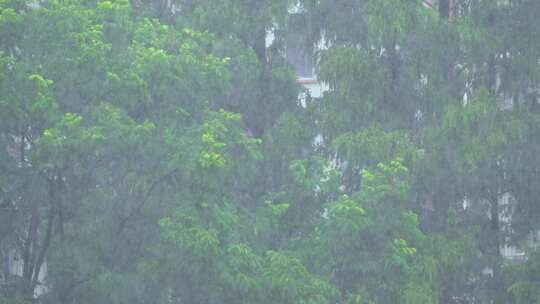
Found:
116,169 -> 181,235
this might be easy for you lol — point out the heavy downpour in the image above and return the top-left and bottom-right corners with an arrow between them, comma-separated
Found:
1,0 -> 540,303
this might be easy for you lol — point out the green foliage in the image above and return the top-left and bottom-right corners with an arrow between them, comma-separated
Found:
2,0 -> 540,304
504,250 -> 540,304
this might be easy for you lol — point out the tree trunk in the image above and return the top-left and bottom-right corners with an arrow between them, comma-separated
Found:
487,192 -> 504,303
253,26 -> 267,66
251,25 -> 270,138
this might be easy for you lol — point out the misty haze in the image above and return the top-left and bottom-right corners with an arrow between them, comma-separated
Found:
1,0 -> 540,303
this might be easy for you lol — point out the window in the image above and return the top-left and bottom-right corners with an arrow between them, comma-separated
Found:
285,13 -> 315,79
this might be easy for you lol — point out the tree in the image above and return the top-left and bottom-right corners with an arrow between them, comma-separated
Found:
2,0 -> 540,303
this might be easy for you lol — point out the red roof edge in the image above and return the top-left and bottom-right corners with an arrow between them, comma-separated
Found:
297,78 -> 318,85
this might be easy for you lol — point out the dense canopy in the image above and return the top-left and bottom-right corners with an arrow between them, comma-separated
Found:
1,0 -> 540,303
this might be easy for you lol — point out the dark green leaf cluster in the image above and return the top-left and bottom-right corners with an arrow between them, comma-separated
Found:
1,0 -> 540,304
